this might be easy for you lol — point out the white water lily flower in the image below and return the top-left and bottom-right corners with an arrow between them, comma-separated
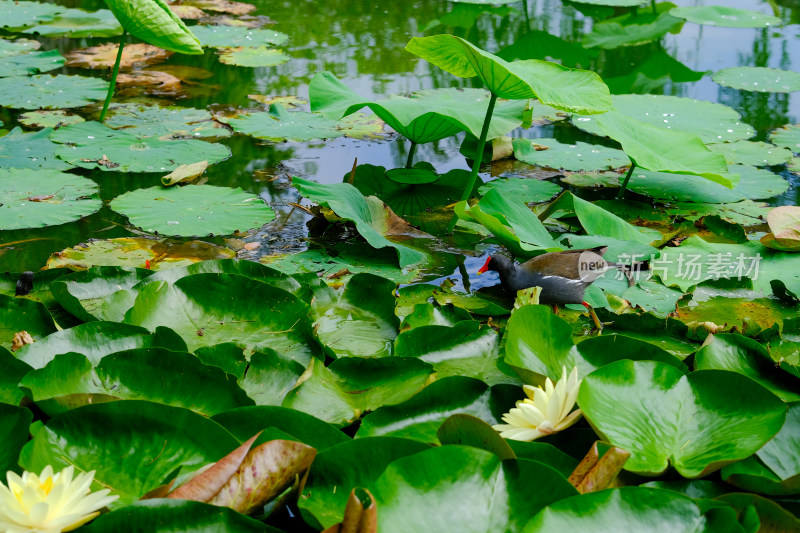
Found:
493,366 -> 583,441
0,465 -> 118,533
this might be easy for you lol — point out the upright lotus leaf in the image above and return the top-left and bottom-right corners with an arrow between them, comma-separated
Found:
19,401 -> 240,506
102,0 -> 201,54
110,185 -> 274,237
298,437 -> 429,529
592,110 -> 734,188
51,266 -> 154,322
761,206 -> 800,252
722,401 -> 800,495
80,499 -> 267,532
406,34 -> 611,114
123,273 -> 319,362
524,487 -> 726,532
0,168 -> 102,230
212,406 -> 350,452
578,360 -> 786,477
570,194 -> 661,244
311,273 -> 399,359
309,72 -> 526,144
0,294 -> 57,351
282,357 -> 433,426
292,177 -> 427,268
13,321 -> 183,369
371,446 -> 578,533
0,404 -> 32,473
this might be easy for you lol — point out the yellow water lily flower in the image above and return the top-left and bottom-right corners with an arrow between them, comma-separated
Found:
0,465 -> 118,533
493,366 -> 583,441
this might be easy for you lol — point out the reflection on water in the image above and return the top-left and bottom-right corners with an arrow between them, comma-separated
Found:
1,0 -> 799,270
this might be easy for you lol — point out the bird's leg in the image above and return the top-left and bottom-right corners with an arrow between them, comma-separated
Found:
552,304 -> 558,314
582,301 -> 604,330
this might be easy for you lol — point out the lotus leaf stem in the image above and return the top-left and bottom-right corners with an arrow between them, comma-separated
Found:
616,163 -> 636,200
99,29 -> 128,123
405,141 -> 417,168
446,92 -> 498,234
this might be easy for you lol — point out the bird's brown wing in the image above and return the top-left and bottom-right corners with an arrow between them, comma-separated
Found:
520,247 -> 608,279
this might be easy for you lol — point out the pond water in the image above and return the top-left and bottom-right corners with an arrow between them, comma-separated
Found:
1,0 -> 799,276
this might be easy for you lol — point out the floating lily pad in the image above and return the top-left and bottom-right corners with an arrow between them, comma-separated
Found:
50,266 -> 155,322
217,46 -> 290,67
23,8 -> 123,38
713,67 -> 800,93
17,110 -> 85,129
708,140 -> 794,166
227,104 -> 341,142
665,200 -> 770,227
0,74 -> 108,110
0,127 -> 72,170
578,360 -> 786,477
0,168 -> 101,230
583,6 -> 683,49
51,121 -> 230,172
569,0 -> 646,5
513,138 -> 629,171
45,237 -> 236,270
0,49 -> 64,77
110,185 -> 275,237
770,124 -> 800,153
0,294 -> 57,351
105,103 -> 230,139
0,0 -> 65,30
191,25 -> 288,47
82,500 -> 266,532
65,43 -> 172,69
573,94 -> 754,143
0,37 -> 40,57
670,6 -> 781,28
478,177 -> 561,204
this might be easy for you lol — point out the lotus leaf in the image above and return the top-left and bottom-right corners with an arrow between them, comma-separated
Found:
583,5 -> 683,49
670,6 -> 781,28
226,104 -> 342,142
105,103 -> 230,139
477,177 -> 561,204
23,8 -> 123,38
217,46 -> 290,67
0,37 -> 40,57
0,74 -> 108,109
102,0 -> 201,54
578,360 -> 786,477
0,128 -> 72,170
17,110 -> 84,129
713,67 -> 800,93
708,140 -> 793,166
513,138 -> 629,171
0,0 -> 65,30
0,49 -> 63,77
191,24 -> 288,48
761,206 -> 800,252
770,124 -> 800,153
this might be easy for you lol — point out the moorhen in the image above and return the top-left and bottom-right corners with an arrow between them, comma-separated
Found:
477,246 -> 630,329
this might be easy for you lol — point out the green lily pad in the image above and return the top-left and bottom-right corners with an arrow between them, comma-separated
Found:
573,94 -> 754,143
713,67 -> 800,93
13,321 -> 184,369
0,347 -> 34,405
0,49 -> 63,77
722,401 -> 800,495
21,349 -> 254,416
0,37 -> 40,57
19,401 -> 239,507
714,493 -> 800,531
311,273 -> 399,359
217,46 -> 290,67
239,349 -> 304,406
226,104 -> 341,142
104,103 -> 231,139
583,5 -> 683,49
770,124 -> 800,153
282,357 -> 433,426
568,0 -> 646,5
0,168 -> 101,230
578,360 -> 786,477
406,34 -> 611,114
708,140 -> 794,166
17,110 -> 85,129
694,333 -> 800,402
310,72 -> 527,143
513,138 -> 629,171
372,446 -> 578,533
191,25 -> 288,48
0,294 -> 57,351
123,273 -> 319,362
103,0 -> 200,54
51,121 -> 231,172
0,0 -> 65,30
622,279 -> 686,317
663,200 -> 769,227
298,437 -> 429,530
0,404 -> 32,473
0,127 -> 72,170
110,185 -> 275,237
45,237 -> 236,270
477,177 -> 561,204
0,74 -> 108,109
670,6 -> 781,28
23,8 -> 123,38
524,487 -> 721,532
81,500 -> 267,533
293,177 -> 427,268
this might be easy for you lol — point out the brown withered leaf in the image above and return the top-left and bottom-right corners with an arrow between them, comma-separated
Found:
168,432 -> 261,502
322,488 -> 377,533
26,194 -> 55,202
199,14 -> 273,28
11,331 -> 34,352
66,43 -> 173,70
209,439 -> 316,514
168,4 -> 206,19
116,71 -> 182,95
568,441 -> 629,494
172,0 -> 256,15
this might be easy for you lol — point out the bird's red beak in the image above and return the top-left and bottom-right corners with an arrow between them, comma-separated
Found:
477,256 -> 491,275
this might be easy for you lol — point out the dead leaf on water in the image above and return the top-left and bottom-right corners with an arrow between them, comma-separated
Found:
248,94 -> 306,109
168,4 -> 206,19
199,14 -> 274,28
170,0 -> 256,15
66,43 -> 173,69
161,160 -> 209,186
116,70 -> 182,95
